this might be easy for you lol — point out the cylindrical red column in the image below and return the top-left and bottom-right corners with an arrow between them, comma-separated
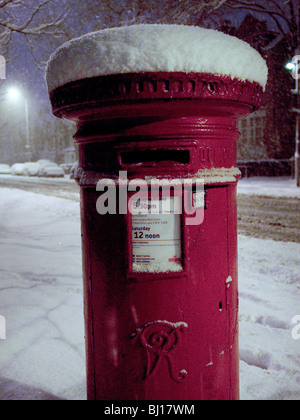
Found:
47,39 -> 265,399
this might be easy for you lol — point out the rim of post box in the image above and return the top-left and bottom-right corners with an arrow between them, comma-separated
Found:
49,72 -> 264,187
49,71 -> 264,121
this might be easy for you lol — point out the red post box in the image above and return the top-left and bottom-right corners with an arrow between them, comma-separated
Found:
46,25 -> 267,400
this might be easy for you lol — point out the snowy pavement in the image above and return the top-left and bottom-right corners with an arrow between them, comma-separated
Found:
0,189 -> 85,400
0,185 -> 299,400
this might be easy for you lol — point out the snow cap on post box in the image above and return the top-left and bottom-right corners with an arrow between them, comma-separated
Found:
46,24 -> 268,93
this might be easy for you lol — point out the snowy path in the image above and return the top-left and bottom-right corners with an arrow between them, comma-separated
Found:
238,237 -> 300,399
0,189 -> 85,400
0,187 -> 299,400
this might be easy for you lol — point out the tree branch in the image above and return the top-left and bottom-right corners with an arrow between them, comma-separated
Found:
0,1 -> 68,34
0,0 -> 68,41
0,0 -> 69,67
226,0 -> 293,28
225,0 -> 299,52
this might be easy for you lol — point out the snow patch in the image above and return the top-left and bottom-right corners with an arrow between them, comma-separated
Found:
46,24 -> 268,92
132,261 -> 183,273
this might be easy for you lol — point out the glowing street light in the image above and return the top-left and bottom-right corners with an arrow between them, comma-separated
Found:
7,87 -> 22,101
285,61 -> 296,72
7,87 -> 31,161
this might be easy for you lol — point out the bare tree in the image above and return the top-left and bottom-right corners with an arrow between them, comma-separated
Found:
224,0 -> 300,54
0,0 -> 233,68
164,0 -> 229,24
83,0 -> 229,29
222,0 -> 299,171
0,0 -> 69,67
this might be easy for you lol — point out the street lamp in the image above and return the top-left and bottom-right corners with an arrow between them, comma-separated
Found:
285,62 -> 295,71
7,87 -> 31,161
285,56 -> 300,187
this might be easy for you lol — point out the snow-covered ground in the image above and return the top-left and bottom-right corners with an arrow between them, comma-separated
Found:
238,176 -> 300,199
0,189 -> 85,400
0,184 -> 299,400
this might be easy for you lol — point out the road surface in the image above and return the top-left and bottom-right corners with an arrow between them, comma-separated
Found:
238,194 -> 299,244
